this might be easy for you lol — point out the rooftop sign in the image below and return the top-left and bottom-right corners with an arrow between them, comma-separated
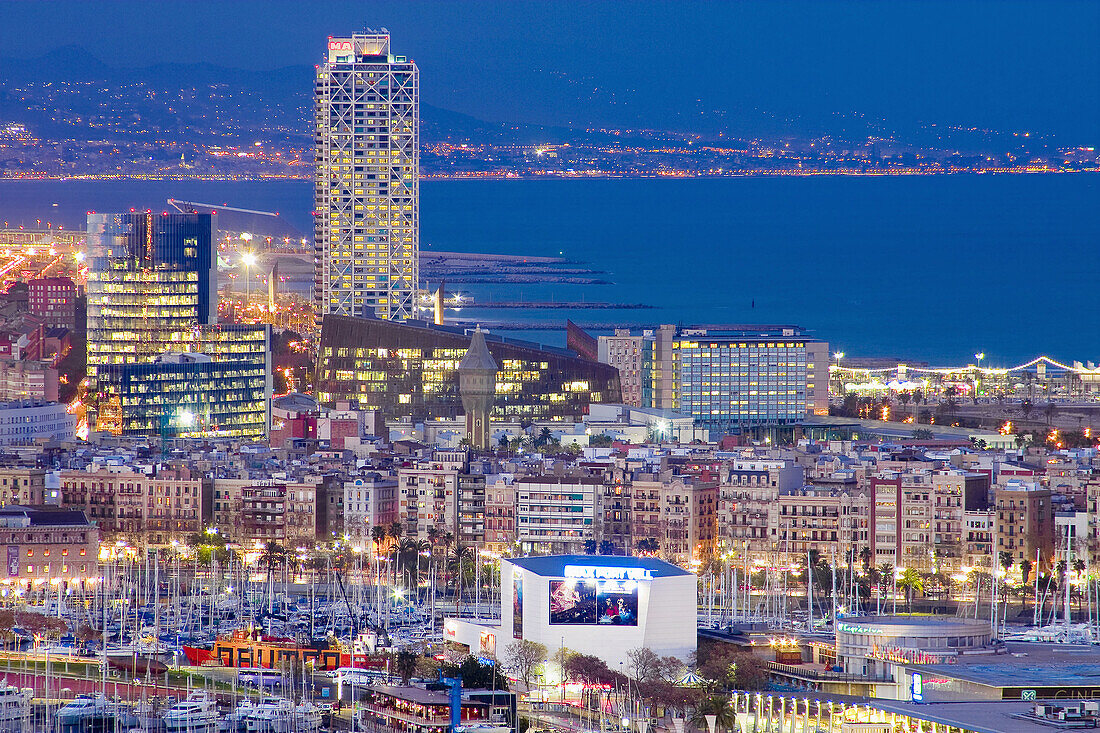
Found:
563,565 -> 653,581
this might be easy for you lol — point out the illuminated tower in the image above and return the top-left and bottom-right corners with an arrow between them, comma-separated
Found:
458,328 -> 498,450
314,31 -> 419,324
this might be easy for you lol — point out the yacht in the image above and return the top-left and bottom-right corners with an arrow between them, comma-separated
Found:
57,694 -> 140,733
243,697 -> 322,733
0,683 -> 31,733
219,699 -> 255,733
162,693 -> 220,733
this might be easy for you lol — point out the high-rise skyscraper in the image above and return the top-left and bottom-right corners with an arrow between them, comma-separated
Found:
314,32 -> 419,324
86,211 -> 271,439
86,212 -> 216,381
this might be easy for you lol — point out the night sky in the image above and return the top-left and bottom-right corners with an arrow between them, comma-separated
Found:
1,0 -> 1097,142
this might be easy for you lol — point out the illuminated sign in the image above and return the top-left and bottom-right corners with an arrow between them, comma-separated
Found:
328,40 -> 353,52
911,672 -> 923,702
563,565 -> 653,581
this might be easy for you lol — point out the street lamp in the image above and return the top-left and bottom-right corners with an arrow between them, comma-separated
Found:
974,352 -> 985,397
242,252 -> 257,302
833,352 -> 845,394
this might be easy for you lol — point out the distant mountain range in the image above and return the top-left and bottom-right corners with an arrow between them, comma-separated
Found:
0,46 -> 606,147
0,46 -> 1068,159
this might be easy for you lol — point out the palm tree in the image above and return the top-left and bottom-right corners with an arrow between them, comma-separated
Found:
259,541 -> 287,615
394,649 -> 418,685
878,563 -> 894,611
691,693 -> 735,733
451,544 -> 472,611
1044,402 -> 1058,426
897,568 -> 924,614
388,521 -> 404,586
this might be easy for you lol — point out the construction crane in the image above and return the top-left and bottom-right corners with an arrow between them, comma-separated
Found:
167,199 -> 281,217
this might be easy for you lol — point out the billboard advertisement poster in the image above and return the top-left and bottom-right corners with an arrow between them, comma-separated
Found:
550,578 -> 639,626
6,545 -> 17,578
513,574 -> 524,639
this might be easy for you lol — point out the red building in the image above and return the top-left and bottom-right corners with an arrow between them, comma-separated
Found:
28,277 -> 77,330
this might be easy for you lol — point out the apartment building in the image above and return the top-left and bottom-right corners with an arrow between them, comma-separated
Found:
777,488 -> 868,561
514,475 -> 599,553
483,477 -> 515,551
343,474 -> 399,543
60,466 -> 210,546
212,478 -> 320,546
0,505 -> 100,585
238,483 -> 317,547
995,481 -> 1054,567
0,466 -> 46,506
398,465 -> 460,542
598,329 -> 646,407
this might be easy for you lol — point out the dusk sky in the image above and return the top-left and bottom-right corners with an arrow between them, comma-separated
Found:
2,0 -> 1098,141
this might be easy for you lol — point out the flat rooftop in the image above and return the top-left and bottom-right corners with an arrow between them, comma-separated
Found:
909,641 -> 1100,688
868,699 -> 1088,733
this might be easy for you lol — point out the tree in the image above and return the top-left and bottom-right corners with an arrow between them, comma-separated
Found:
259,541 -> 287,612
1020,558 -> 1033,584
589,434 -> 614,448
637,538 -> 659,555
583,539 -> 597,555
394,649 -> 418,685
1021,399 -> 1034,420
504,639 -> 547,691
1044,402 -> 1058,425
691,693 -> 735,733
897,568 -> 924,614
626,647 -> 662,682
443,656 -> 509,690
912,428 -> 934,440
597,540 -> 617,555
999,551 -> 1014,576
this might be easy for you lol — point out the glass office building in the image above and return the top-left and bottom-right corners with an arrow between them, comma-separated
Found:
86,212 -> 270,438
315,315 -> 620,422
314,33 -> 419,324
86,211 -> 216,384
96,351 -> 269,439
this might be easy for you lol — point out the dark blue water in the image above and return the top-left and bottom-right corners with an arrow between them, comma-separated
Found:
0,175 -> 1096,364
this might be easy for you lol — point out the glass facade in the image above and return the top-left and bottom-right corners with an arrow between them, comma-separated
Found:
315,315 -> 621,421
86,212 -> 270,438
86,211 -> 216,384
93,325 -> 271,439
677,338 -> 808,430
314,33 -> 419,323
96,356 -> 268,439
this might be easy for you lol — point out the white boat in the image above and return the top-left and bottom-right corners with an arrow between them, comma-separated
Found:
242,697 -> 322,733
57,694 -> 139,733
0,683 -> 31,733
163,693 -> 219,733
219,699 -> 254,733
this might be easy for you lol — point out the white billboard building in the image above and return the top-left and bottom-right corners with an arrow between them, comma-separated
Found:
445,555 -> 696,672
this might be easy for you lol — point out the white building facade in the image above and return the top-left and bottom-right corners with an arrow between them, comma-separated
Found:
446,555 -> 697,672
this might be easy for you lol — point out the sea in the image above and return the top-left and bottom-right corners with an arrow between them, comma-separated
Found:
0,174 -> 1096,366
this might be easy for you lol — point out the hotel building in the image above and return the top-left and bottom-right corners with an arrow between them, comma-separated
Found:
641,324 -> 829,433
314,32 -> 419,323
